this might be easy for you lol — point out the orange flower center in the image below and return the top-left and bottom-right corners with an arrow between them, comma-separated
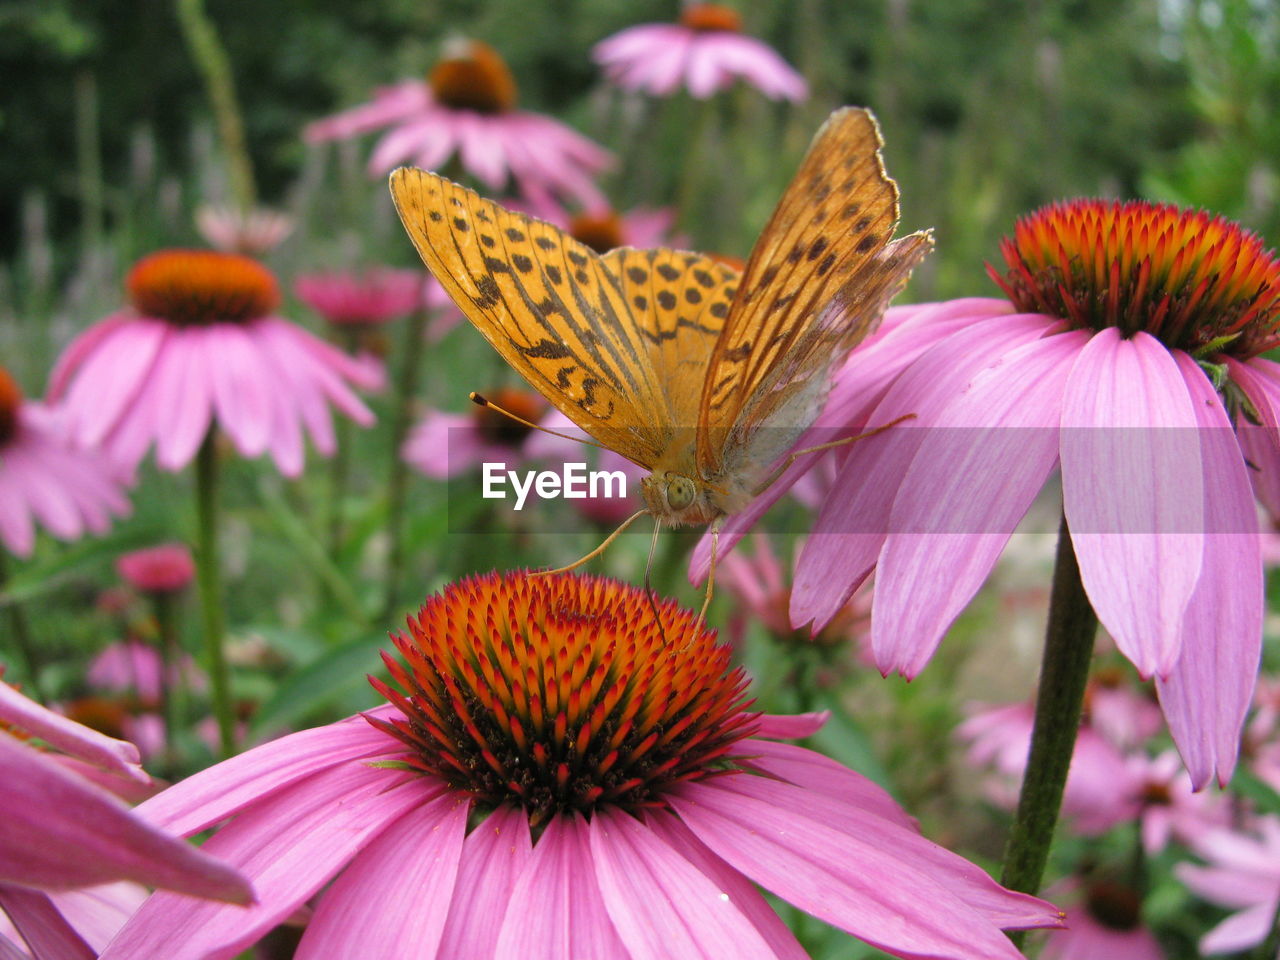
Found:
429,40 -> 518,115
569,212 -> 626,254
369,571 -> 757,826
1084,880 -> 1142,932
0,366 -> 22,447
472,387 -> 547,447
991,199 -> 1280,358
128,250 -> 280,326
679,3 -> 743,32
708,251 -> 747,273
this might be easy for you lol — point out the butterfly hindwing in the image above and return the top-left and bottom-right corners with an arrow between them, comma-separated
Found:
389,168 -> 673,469
696,107 -> 933,481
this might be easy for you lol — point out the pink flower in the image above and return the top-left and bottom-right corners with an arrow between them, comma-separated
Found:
516,199 -> 683,252
101,572 -> 1061,959
305,40 -> 611,210
116,543 -> 195,593
403,387 -> 549,479
1177,816 -> 1280,955
0,677 -> 251,958
594,4 -> 808,101
48,250 -> 382,477
1039,878 -> 1165,960
0,366 -> 131,557
294,269 -> 442,326
781,200 -> 1280,789
195,204 -> 294,256
88,640 -> 205,704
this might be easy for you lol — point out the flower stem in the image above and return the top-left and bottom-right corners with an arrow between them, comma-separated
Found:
174,0 -> 256,212
195,430 -> 235,756
1000,512 -> 1097,940
382,308 -> 429,620
326,329 -> 359,557
0,552 -> 44,700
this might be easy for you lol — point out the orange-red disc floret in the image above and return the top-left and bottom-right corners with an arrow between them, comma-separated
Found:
127,250 -> 280,326
0,366 -> 22,447
369,571 -> 758,825
679,3 -> 744,32
990,199 -> 1280,357
569,212 -> 626,255
472,387 -> 547,447
429,40 -> 517,115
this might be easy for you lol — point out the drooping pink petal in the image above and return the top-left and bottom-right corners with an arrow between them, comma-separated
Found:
1154,354 -> 1262,788
643,812 -> 807,960
135,711 -> 400,836
792,311 -> 1055,632
437,806 -> 533,958
59,320 -> 166,448
1227,356 -> 1280,514
0,683 -> 145,784
295,793 -> 468,959
589,807 -> 779,960
752,712 -> 828,740
0,885 -> 94,960
1060,328 -> 1204,678
46,312 -> 136,400
671,778 -> 1060,959
46,882 -> 148,954
0,738 -> 250,903
304,81 -> 431,142
1199,901 -> 1277,955
495,814 -> 628,960
870,330 -> 1087,677
729,739 -> 915,829
152,331 -> 213,471
101,765 -> 428,960
206,324 -> 275,457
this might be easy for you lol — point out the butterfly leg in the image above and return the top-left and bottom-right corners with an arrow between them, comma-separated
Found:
695,517 -> 724,628
753,412 -> 918,497
532,508 -> 649,577
643,517 -> 668,645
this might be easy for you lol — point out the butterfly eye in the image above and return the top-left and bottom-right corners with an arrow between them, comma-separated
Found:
666,475 -> 697,511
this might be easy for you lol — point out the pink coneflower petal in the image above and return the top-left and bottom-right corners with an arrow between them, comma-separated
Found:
753,712 -> 827,739
729,738 -> 915,829
1154,354 -> 1262,788
0,885 -> 95,960
304,81 -> 431,143
871,330 -> 1087,676
644,812 -> 808,959
1200,901 -> 1277,954
46,882 -> 148,954
61,319 -> 167,448
46,312 -> 135,401
101,765 -> 427,960
437,806 -> 533,957
0,737 -> 248,903
137,711 -> 398,836
1060,328 -> 1204,678
0,683 -> 144,783
671,777 -> 1055,959
295,795 -> 468,959
792,312 -> 1053,632
206,325 -> 275,457
153,331 -> 214,470
590,807 -> 780,960
494,814 -> 628,960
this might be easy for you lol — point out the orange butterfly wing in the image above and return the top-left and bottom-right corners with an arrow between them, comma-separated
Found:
389,169 -> 673,468
696,107 -> 933,482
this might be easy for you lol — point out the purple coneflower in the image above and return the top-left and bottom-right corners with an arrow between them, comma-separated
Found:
100,571 -> 1061,959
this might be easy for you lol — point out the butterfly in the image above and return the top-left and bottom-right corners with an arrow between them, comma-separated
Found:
390,107 -> 932,577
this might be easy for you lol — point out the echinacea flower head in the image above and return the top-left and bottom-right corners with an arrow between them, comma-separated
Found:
781,199 -> 1280,788
0,365 -> 131,558
102,571 -> 1061,960
593,3 -> 808,102
403,386 -> 548,479
116,543 -> 195,594
305,39 -> 612,210
0,676 -> 250,960
49,250 -> 382,477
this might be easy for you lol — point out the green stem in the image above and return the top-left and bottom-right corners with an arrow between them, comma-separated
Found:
1000,512 -> 1097,944
0,552 -> 44,700
674,97 -> 717,237
382,309 -> 429,620
195,431 -> 235,756
175,0 -> 256,212
73,70 -> 104,256
152,590 -> 185,774
326,329 -> 360,556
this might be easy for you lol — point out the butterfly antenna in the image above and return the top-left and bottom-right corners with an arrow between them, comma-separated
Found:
643,516 -> 668,646
470,393 -> 611,451
532,508 -> 649,578
753,412 -> 917,496
691,522 -> 721,642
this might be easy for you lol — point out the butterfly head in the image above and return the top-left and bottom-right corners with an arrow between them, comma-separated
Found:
640,471 -> 724,527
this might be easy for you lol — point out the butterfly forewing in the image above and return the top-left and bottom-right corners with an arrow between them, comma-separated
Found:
695,107 -> 932,480
389,168 -> 673,468
600,248 -> 740,467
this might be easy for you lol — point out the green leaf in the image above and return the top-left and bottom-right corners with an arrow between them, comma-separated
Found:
0,524 -> 168,607
249,630 -> 388,737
